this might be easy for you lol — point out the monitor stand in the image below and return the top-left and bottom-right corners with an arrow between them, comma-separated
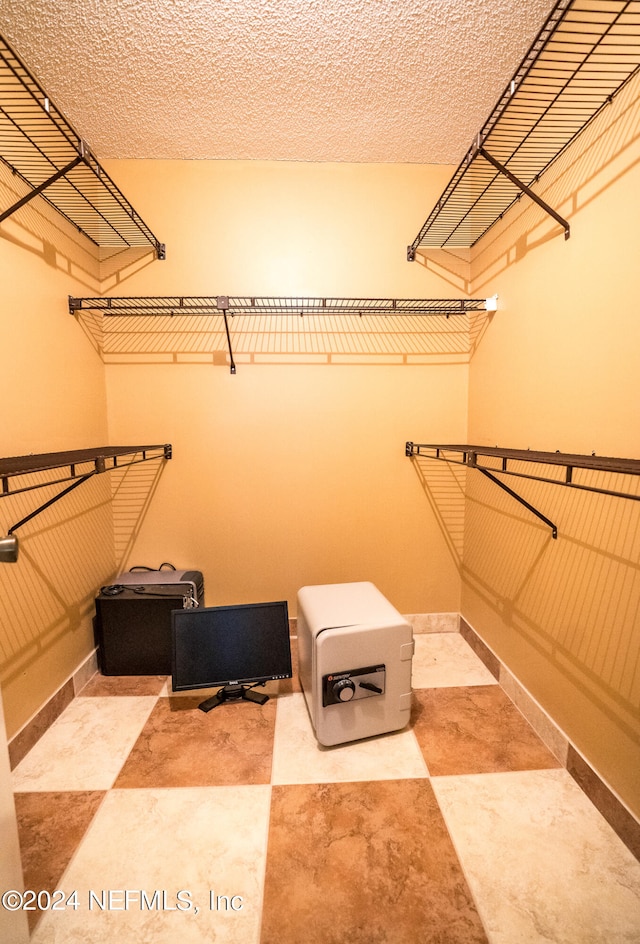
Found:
198,683 -> 269,713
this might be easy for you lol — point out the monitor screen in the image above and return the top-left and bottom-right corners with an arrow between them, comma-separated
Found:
171,600 -> 292,693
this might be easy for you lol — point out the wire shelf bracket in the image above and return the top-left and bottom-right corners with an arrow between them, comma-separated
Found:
0,445 -> 172,562
476,146 -> 570,241
407,0 -> 640,257
0,35 -> 165,259
405,442 -> 640,539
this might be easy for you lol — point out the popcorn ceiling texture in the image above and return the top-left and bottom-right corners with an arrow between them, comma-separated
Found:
0,0 -> 554,163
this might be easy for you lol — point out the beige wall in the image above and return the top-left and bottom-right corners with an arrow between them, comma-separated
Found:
0,181 -> 115,738
1,159 -> 467,738
462,76 -> 640,815
101,160 -> 467,614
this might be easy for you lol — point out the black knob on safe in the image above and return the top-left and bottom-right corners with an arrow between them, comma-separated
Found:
333,678 -> 356,702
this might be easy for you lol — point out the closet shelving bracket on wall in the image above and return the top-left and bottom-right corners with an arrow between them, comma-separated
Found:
68,295 -> 495,373
0,35 -> 165,259
0,445 -> 172,563
405,443 -> 640,539
407,0 -> 640,257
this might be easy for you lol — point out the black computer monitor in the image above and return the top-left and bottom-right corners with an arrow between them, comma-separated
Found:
171,600 -> 292,712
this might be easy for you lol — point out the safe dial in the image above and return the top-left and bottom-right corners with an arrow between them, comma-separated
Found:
332,677 -> 356,702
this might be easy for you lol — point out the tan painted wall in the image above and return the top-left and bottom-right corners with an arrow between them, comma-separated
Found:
101,160 -> 467,615
1,159 -> 468,737
462,77 -> 640,815
0,183 -> 115,738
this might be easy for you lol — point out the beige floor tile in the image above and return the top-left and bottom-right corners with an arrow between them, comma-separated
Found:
271,692 -> 428,784
432,768 -> 640,944
30,785 -> 271,944
12,697 -> 157,791
412,633 -> 498,689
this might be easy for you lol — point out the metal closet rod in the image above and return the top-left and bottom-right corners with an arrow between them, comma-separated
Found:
0,445 -> 172,563
405,443 -> 640,540
69,295 -> 497,374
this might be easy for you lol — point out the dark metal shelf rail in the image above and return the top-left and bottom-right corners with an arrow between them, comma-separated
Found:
405,442 -> 640,538
69,296 -> 491,373
408,0 -> 640,255
0,446 -> 171,561
68,296 -> 490,316
0,35 -> 165,258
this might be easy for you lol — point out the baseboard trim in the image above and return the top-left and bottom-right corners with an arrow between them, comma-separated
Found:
8,649 -> 98,770
405,612 -> 459,633
459,615 -> 640,861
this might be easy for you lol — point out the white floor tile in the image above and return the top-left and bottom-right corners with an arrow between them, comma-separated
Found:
412,633 -> 497,689
30,785 -> 271,944
12,697 -> 157,791
271,692 -> 428,784
432,768 -> 640,944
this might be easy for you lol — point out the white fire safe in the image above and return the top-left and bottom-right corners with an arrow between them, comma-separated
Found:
297,581 -> 414,746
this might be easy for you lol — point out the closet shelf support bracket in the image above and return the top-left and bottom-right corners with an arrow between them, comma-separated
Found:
475,466 -> 558,539
7,473 -> 95,539
477,147 -> 570,241
0,155 -> 84,224
216,296 -> 236,374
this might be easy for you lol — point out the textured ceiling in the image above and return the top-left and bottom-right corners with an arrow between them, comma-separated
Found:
0,0 -> 555,163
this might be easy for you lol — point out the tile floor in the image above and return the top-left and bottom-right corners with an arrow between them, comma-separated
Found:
11,633 -> 640,943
